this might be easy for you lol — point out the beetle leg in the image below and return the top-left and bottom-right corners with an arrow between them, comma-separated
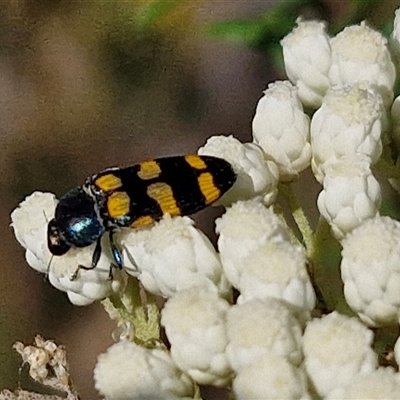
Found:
70,238 -> 102,280
109,230 -> 123,269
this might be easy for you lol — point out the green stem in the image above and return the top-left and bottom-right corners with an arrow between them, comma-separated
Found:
279,182 -> 316,260
313,218 -> 355,315
279,182 -> 333,312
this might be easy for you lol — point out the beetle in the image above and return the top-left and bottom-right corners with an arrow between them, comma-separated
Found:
47,155 -> 236,276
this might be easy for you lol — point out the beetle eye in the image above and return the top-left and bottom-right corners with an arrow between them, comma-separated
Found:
47,219 -> 70,256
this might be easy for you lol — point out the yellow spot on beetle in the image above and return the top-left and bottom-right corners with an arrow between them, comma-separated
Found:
107,191 -> 130,219
147,182 -> 180,216
131,215 -> 155,228
137,160 -> 162,180
198,172 -> 220,204
185,154 -> 207,170
95,174 -> 122,192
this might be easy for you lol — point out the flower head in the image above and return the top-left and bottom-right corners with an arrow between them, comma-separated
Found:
94,340 -> 195,400
390,8 -> 400,72
216,199 -> 290,288
390,94 -> 400,152
317,158 -> 381,239
303,312 -> 377,397
161,288 -> 232,387
341,216 -> 400,326
217,200 -> 315,323
232,356 -> 310,400
225,298 -> 303,372
119,215 -> 230,298
198,135 -> 279,206
281,18 -> 331,108
236,240 -> 315,324
394,335 -> 400,366
329,22 -> 395,107
326,368 -> 400,399
11,191 -> 58,273
311,83 -> 383,182
252,80 -> 311,181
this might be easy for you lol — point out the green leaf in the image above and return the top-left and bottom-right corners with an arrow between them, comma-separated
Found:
205,0 -> 331,51
206,19 -> 266,46
206,10 -> 296,52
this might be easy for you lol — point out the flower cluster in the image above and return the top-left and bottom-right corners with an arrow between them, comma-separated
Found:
9,8 -> 400,400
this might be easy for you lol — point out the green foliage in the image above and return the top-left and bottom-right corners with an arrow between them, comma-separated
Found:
206,0 -> 330,52
206,0 -> 394,61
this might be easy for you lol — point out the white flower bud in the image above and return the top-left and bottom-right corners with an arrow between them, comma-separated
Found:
236,240 -> 315,324
252,81 -> 311,181
326,368 -> 400,399
119,215 -> 230,298
10,191 -> 57,273
390,95 -> 400,152
341,216 -> 400,327
390,8 -> 400,72
94,340 -> 195,400
48,239 -> 124,306
226,299 -> 303,372
10,192 -> 123,306
216,199 -> 291,289
232,356 -> 310,400
317,159 -> 381,239
303,312 -> 378,397
281,18 -> 331,108
218,202 -> 315,323
161,289 -> 232,387
394,335 -> 400,366
311,83 -> 383,182
329,22 -> 395,107
198,135 -> 279,206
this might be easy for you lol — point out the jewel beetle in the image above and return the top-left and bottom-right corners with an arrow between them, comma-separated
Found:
47,155 -> 236,275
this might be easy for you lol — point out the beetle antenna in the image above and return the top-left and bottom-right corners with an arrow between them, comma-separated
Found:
42,210 -> 49,223
43,210 -> 53,278
123,246 -> 139,275
46,254 -> 53,277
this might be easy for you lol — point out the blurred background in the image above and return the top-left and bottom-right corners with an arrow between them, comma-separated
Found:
0,0 -> 398,398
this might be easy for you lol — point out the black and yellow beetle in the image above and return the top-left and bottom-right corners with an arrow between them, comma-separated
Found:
47,155 -> 236,272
